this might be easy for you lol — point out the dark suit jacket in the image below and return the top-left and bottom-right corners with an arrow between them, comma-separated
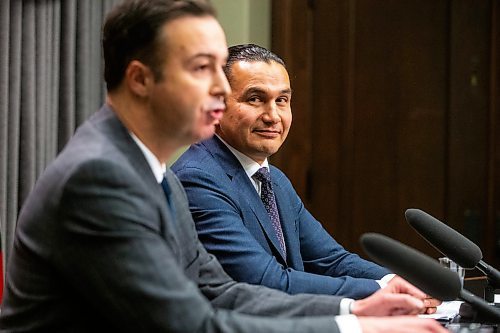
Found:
0,106 -> 342,332
172,136 -> 390,299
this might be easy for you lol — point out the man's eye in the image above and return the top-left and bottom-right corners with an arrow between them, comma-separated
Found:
248,96 -> 262,103
194,64 -> 210,72
276,97 -> 289,104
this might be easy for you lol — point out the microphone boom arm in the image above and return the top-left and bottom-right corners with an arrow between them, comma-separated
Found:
459,289 -> 500,322
477,260 -> 500,289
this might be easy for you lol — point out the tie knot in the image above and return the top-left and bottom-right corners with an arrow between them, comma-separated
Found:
253,167 -> 271,183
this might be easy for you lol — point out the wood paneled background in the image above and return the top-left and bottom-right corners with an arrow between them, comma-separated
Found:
271,0 -> 500,267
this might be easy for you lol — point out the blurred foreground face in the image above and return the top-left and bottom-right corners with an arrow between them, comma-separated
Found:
150,15 -> 230,145
217,60 -> 292,164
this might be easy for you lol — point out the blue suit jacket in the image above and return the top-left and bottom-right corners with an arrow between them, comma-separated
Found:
172,136 -> 391,299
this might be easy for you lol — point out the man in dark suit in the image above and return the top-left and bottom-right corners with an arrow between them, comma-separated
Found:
0,1 -> 446,332
172,44 -> 439,302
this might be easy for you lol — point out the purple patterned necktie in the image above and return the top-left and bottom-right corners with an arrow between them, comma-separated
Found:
253,167 -> 287,258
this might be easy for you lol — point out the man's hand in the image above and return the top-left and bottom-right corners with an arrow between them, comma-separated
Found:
351,289 -> 424,316
422,296 -> 441,314
383,275 -> 442,314
351,276 -> 443,316
358,316 -> 448,333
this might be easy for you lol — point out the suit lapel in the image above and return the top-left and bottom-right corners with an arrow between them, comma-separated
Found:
94,105 -> 180,255
202,137 -> 287,263
236,170 -> 287,262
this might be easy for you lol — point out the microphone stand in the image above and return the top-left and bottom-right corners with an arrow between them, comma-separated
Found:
459,289 -> 500,323
476,260 -> 500,305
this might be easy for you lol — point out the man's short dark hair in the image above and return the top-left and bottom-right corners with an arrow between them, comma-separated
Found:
224,44 -> 286,83
103,0 -> 216,91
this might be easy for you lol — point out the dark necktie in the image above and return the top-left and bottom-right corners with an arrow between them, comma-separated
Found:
253,167 -> 286,258
161,175 -> 176,218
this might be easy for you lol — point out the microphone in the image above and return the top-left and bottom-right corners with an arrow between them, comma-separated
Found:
360,233 -> 460,301
360,232 -> 500,322
405,208 -> 500,288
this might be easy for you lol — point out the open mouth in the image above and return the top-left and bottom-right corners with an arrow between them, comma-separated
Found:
209,108 -> 224,121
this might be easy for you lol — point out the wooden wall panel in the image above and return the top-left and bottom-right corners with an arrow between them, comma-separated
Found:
308,0 -> 351,243
489,0 -> 500,265
448,0 -> 491,256
271,0 -> 313,198
350,1 -> 448,253
272,0 -> 498,260
307,0 -> 450,254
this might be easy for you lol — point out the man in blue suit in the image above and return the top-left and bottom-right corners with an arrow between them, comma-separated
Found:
172,44 -> 437,305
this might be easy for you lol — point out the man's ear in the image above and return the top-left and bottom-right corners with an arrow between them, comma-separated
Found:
124,60 -> 154,97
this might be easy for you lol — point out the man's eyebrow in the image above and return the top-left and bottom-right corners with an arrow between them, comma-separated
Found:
242,87 -> 267,95
188,53 -> 228,67
188,53 -> 217,62
243,87 -> 292,95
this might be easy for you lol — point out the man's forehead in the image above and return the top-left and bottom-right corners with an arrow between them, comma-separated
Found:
162,15 -> 227,59
234,60 -> 284,72
232,61 -> 291,91
234,60 -> 288,78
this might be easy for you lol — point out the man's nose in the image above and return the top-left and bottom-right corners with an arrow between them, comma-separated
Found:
211,66 -> 231,98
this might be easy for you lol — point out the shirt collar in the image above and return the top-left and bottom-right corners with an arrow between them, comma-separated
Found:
130,133 -> 166,183
216,134 -> 269,179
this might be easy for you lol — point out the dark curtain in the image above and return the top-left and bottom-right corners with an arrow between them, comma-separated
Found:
0,0 -> 123,278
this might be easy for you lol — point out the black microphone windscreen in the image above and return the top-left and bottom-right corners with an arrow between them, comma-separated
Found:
360,233 -> 461,301
405,209 -> 482,269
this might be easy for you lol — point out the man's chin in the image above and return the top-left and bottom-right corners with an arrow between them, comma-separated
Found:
255,142 -> 281,156
192,127 -> 216,143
